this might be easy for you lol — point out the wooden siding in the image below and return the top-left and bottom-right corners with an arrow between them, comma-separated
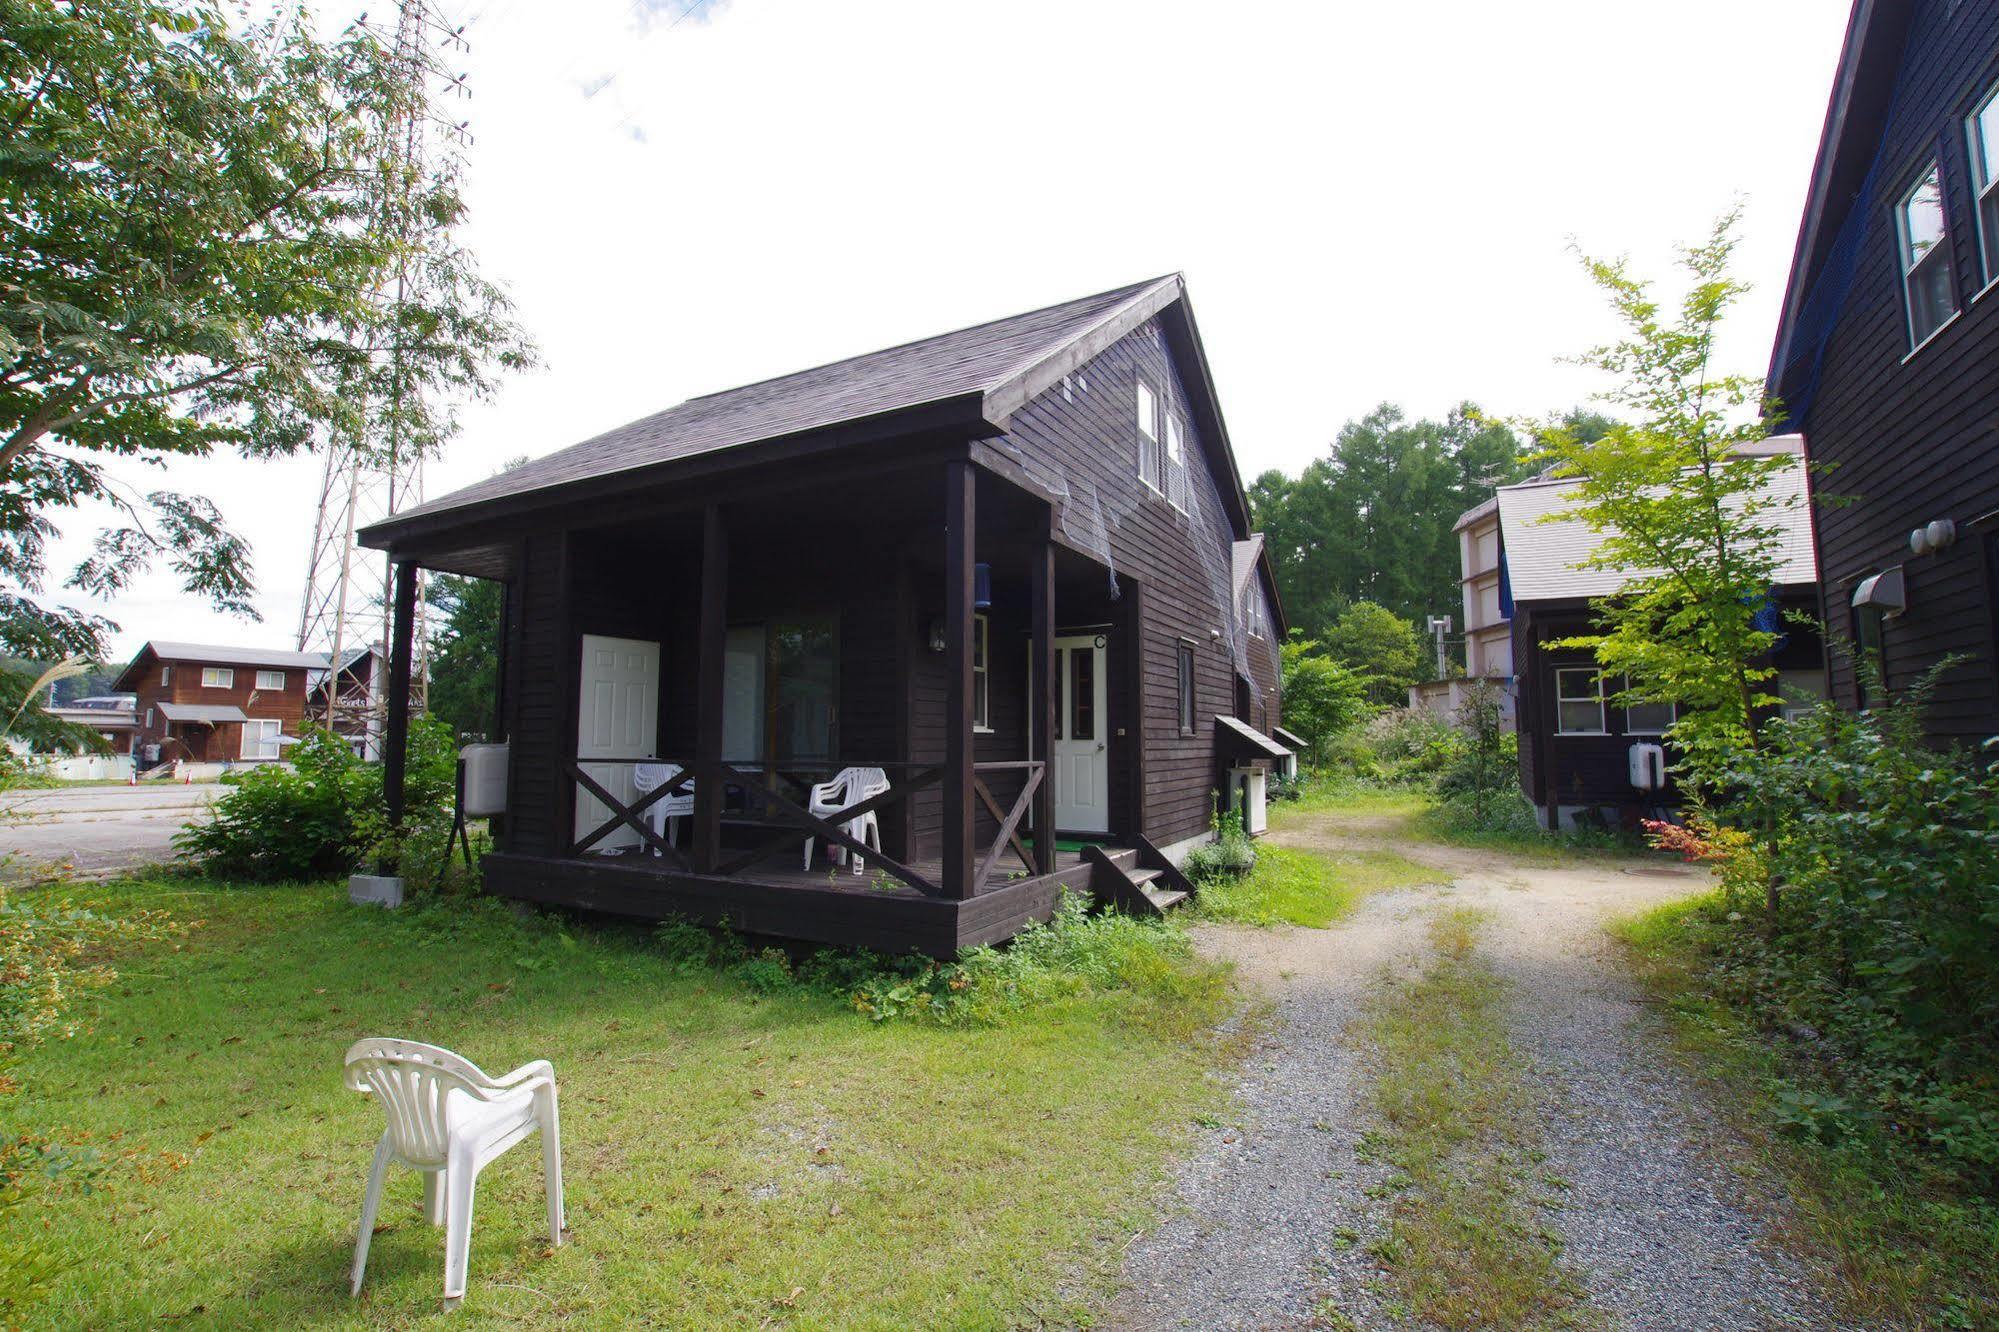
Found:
989,316 -> 1266,847
1790,0 -> 1999,739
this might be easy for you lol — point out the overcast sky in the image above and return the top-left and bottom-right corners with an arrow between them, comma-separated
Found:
62,0 -> 1854,664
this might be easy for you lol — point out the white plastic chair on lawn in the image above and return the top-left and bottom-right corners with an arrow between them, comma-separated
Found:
802,766 -> 891,874
343,1038 -> 565,1306
632,761 -> 694,853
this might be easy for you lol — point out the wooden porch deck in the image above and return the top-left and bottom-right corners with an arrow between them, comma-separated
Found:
481,846 -> 1108,958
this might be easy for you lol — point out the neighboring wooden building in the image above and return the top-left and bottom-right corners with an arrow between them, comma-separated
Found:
1410,496 -> 1516,729
112,642 -> 322,767
359,276 -> 1289,955
1494,440 -> 1824,829
1767,0 -> 1999,742
38,695 -> 137,752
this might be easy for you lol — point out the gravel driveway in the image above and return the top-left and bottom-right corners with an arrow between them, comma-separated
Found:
1107,810 -> 1847,1331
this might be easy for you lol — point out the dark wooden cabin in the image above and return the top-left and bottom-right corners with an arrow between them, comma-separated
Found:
359,276 -> 1288,955
1767,0 -> 1999,743
1494,441 -> 1825,829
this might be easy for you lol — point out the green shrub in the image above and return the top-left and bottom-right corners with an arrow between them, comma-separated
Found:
1182,807 -> 1255,884
172,715 -> 459,886
1329,708 -> 1464,787
1673,686 -> 1999,1190
651,894 -> 1224,1034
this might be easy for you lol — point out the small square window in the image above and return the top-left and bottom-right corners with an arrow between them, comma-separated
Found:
255,669 -> 286,692
1555,667 -> 1606,735
1898,163 -> 1958,347
201,667 -> 234,689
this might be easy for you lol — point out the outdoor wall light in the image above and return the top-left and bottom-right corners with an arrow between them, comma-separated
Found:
928,620 -> 947,653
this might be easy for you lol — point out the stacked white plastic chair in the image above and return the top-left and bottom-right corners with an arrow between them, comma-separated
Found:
343,1038 -> 565,1306
632,761 -> 695,853
802,766 -> 892,874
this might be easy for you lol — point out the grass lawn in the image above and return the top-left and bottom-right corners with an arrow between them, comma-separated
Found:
1616,895 -> 1999,1331
4,878 -> 1242,1329
1275,783 -> 1651,865
1193,842 -> 1439,929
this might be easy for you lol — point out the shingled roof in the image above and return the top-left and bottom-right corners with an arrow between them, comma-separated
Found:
372,276 -> 1184,534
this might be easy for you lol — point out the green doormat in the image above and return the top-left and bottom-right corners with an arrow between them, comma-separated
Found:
1054,837 -> 1110,853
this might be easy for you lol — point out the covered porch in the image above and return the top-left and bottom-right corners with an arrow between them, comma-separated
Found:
375,453 -> 1157,955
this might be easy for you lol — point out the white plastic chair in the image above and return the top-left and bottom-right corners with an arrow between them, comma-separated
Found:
802,766 -> 891,874
343,1038 -> 565,1306
632,762 -> 694,853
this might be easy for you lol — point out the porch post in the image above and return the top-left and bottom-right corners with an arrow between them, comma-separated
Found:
693,503 -> 728,873
942,460 -> 976,900
383,558 -> 418,829
1030,519 -> 1057,875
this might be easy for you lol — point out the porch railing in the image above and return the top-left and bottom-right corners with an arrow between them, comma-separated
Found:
561,758 -> 1044,897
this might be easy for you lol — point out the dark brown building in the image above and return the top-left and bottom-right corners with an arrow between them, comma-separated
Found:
1768,0 -> 1999,742
112,641 -> 322,767
359,276 -> 1288,954
1494,441 -> 1825,828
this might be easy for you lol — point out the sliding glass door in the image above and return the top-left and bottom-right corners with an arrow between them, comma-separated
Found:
721,616 -> 838,770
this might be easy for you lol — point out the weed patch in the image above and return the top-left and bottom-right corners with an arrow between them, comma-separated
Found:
1194,843 -> 1436,929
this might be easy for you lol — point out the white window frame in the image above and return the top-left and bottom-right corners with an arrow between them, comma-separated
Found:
255,669 -> 286,691
241,717 -> 282,760
1623,699 -> 1677,735
1555,667 -> 1607,735
1135,377 -> 1163,495
1164,411 -> 1189,512
1897,161 -> 1959,352
145,706 -> 154,728
1968,81 -> 1999,296
201,666 -> 234,689
972,612 -> 992,733
160,665 -> 171,686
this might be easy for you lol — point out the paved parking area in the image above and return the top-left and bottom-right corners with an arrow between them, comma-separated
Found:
0,782 -> 226,882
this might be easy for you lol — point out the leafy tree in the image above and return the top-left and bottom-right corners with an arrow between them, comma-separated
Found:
1277,636 -> 1370,771
1535,209 -> 1794,788
426,573 -> 502,742
0,0 -> 531,729
1323,601 -> 1422,705
1250,403 -> 1528,640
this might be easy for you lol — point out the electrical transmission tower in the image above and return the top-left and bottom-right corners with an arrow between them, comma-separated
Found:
296,0 -> 470,754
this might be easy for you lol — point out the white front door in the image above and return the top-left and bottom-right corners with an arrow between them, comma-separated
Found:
1052,634 -> 1109,833
574,634 -> 660,851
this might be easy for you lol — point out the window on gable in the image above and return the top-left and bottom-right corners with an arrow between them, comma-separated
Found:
1970,83 -> 1999,288
1555,667 -> 1606,735
1898,163 -> 1958,347
1135,378 -> 1162,493
160,665 -> 170,687
1177,642 -> 1197,736
1165,411 -> 1189,510
201,667 -> 233,689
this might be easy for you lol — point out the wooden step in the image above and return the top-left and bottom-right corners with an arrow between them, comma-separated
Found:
1081,845 -> 1189,918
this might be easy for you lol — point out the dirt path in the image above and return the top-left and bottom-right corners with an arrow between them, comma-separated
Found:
1107,809 -> 1845,1331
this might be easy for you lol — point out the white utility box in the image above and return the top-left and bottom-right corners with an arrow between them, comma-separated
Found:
460,743 -> 511,816
1628,742 -> 1666,792
1231,765 -> 1268,835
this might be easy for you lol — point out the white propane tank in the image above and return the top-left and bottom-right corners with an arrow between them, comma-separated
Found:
1628,742 -> 1666,792
460,743 -> 510,816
